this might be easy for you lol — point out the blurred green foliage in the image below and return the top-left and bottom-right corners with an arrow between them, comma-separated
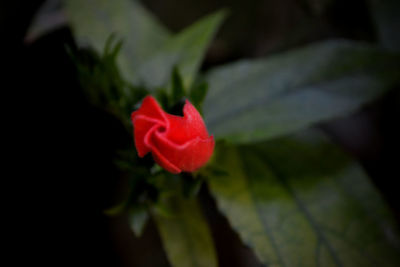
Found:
203,40 -> 400,143
209,129 -> 400,266
28,0 -> 400,266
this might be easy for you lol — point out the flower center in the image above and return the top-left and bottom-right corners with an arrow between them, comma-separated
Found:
157,126 -> 167,133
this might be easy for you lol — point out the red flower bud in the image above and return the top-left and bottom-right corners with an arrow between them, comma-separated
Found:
131,96 -> 215,174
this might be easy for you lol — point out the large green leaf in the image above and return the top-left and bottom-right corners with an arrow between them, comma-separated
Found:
66,0 -> 225,90
207,130 -> 400,266
135,10 -> 226,89
154,197 -> 218,267
203,40 -> 400,144
65,0 -> 171,85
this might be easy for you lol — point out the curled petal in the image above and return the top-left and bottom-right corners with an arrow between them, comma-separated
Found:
153,131 -> 215,173
131,96 -> 214,173
131,96 -> 166,125
133,116 -> 162,157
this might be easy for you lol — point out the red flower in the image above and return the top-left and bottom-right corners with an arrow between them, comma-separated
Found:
131,96 -> 215,174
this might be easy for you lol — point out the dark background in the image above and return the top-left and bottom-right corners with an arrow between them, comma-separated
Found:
3,0 -> 398,266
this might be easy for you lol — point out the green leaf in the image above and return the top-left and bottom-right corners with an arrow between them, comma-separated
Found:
65,0 -> 171,85
67,38 -> 148,128
208,130 -> 400,266
154,196 -> 218,267
368,0 -> 400,51
135,10 -> 226,89
203,40 -> 400,144
25,0 -> 66,43
104,202 -> 126,216
182,173 -> 204,198
189,81 -> 208,113
129,205 -> 149,236
171,67 -> 186,103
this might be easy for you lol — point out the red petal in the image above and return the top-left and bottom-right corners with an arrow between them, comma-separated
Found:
153,131 -> 215,172
165,100 -> 209,144
133,117 -> 154,157
131,96 -> 214,173
150,149 -> 181,174
131,96 -> 167,157
131,96 -> 166,124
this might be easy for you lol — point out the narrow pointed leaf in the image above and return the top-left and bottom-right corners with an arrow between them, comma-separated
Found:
136,10 -> 226,89
129,206 -> 149,236
208,130 -> 400,266
154,197 -> 218,267
172,67 -> 185,103
204,40 -> 400,143
190,82 -> 208,113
